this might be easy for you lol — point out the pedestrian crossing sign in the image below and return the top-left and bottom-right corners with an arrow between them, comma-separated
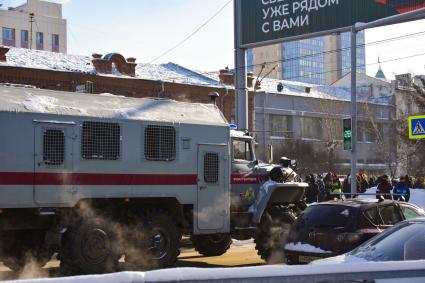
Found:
409,115 -> 425,139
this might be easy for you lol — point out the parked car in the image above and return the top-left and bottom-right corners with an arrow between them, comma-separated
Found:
283,199 -> 424,264
312,217 -> 425,264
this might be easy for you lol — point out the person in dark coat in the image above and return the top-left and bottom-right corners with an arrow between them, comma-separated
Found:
369,176 -> 376,188
343,174 -> 351,198
376,175 -> 393,200
393,176 -> 411,202
360,174 -> 369,193
316,174 -> 326,202
305,174 -> 319,204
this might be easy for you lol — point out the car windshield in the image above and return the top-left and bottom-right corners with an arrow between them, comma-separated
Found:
351,221 -> 425,261
297,205 -> 355,229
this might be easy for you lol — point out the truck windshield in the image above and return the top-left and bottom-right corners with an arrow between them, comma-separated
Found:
233,139 -> 253,161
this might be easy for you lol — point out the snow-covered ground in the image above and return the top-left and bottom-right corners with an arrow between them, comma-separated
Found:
360,187 -> 425,209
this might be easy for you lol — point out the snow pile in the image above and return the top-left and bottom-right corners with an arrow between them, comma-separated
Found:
22,94 -> 86,114
284,242 -> 333,254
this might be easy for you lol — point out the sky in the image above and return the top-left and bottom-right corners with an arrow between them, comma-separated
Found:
1,0 -> 425,79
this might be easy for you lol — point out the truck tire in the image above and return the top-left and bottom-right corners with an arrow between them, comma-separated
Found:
254,206 -> 296,263
2,230 -> 52,271
60,217 -> 121,275
191,234 -> 232,256
125,209 -> 181,270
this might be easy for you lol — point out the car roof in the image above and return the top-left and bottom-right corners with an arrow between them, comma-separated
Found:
310,199 -> 397,209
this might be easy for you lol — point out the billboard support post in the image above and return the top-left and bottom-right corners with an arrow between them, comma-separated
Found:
234,0 -> 248,131
350,26 -> 358,195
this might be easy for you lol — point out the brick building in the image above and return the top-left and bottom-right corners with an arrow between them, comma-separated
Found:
0,46 -> 255,130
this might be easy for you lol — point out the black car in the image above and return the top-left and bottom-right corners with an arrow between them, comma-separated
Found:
283,199 -> 424,264
313,217 -> 425,264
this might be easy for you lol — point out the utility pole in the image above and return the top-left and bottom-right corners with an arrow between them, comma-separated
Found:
350,25 -> 358,195
29,13 -> 34,50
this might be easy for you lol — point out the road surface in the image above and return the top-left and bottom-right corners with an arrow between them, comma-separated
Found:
0,240 -> 265,281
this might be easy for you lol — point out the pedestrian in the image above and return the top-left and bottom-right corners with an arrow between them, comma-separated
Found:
305,174 -> 319,204
376,175 -> 392,200
323,172 -> 333,201
360,173 -> 369,193
405,175 -> 414,189
316,174 -> 326,202
393,176 -> 411,202
329,173 -> 342,199
343,174 -> 351,198
369,176 -> 376,188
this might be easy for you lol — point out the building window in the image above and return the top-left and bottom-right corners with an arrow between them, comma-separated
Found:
36,32 -> 43,50
21,30 -> 29,48
144,125 -> 176,161
52,34 -> 59,52
301,117 -> 323,140
2,28 -> 15,47
81,121 -> 121,160
270,115 -> 293,138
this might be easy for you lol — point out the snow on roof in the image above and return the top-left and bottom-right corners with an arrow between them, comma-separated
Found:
136,63 -> 223,87
258,77 -> 394,105
0,47 -> 394,105
1,47 -> 224,88
0,85 -> 229,126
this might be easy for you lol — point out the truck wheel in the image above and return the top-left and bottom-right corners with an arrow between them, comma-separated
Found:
2,230 -> 52,271
125,209 -> 181,270
191,234 -> 232,256
254,206 -> 296,263
60,217 -> 121,275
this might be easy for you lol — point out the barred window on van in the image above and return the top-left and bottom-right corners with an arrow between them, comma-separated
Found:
144,125 -> 176,161
82,121 -> 121,160
43,129 -> 65,165
204,153 -> 219,183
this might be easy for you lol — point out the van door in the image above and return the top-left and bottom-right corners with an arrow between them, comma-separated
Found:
34,122 -> 75,205
197,144 -> 229,231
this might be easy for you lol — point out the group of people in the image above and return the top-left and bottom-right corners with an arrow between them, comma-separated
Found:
375,175 -> 412,202
304,172 -> 417,204
304,172 -> 343,204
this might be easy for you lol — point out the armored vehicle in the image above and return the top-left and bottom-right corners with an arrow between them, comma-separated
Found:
0,85 -> 306,273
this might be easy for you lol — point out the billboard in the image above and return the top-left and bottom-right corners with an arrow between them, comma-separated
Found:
240,0 -> 425,47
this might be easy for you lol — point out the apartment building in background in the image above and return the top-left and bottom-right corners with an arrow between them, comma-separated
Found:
250,32 -> 366,85
0,0 -> 66,53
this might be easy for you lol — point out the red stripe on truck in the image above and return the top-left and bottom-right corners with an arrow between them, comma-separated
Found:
231,174 -> 265,185
0,172 -> 197,186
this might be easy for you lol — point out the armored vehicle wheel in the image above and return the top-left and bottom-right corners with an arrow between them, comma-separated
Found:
191,234 -> 232,256
125,209 -> 181,270
2,230 -> 52,271
60,217 -> 121,275
254,206 -> 296,263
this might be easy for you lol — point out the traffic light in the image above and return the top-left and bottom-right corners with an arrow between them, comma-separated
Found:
343,118 -> 352,150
